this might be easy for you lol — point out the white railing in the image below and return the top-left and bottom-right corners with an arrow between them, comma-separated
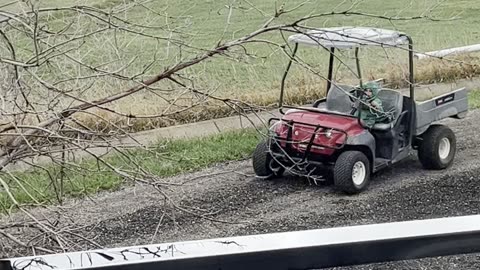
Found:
2,215 -> 480,270
415,44 -> 480,60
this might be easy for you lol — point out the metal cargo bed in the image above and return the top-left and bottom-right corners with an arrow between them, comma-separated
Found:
415,88 -> 468,135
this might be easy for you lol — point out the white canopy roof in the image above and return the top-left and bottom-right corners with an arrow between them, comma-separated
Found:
288,27 -> 409,49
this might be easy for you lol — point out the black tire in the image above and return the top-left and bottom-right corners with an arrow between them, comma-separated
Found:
418,125 -> 456,170
252,140 -> 284,179
333,151 -> 371,194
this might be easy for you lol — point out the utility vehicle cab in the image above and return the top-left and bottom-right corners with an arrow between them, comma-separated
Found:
318,83 -> 409,162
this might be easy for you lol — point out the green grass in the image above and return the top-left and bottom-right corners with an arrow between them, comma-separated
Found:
3,0 -> 480,95
469,89 -> 480,109
0,129 -> 260,213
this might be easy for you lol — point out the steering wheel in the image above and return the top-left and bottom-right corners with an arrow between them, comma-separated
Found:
350,88 -> 367,114
349,87 -> 365,102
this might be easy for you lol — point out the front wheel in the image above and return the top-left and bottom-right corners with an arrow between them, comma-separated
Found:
417,125 -> 456,170
252,140 -> 284,179
334,151 -> 371,194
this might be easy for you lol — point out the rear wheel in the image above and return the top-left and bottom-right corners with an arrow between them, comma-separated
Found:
417,125 -> 456,170
252,140 -> 285,179
334,151 -> 371,194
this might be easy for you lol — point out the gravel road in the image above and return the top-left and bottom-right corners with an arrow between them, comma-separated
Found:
2,110 -> 480,269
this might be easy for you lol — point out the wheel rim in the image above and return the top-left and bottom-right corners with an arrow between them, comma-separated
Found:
352,161 -> 366,186
438,137 -> 451,160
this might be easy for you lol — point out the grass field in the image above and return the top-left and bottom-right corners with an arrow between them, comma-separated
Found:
1,0 -> 480,131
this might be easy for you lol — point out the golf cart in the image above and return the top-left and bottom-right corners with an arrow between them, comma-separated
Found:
252,27 -> 468,194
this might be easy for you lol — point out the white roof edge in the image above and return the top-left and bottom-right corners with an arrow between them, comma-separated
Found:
288,27 -> 408,49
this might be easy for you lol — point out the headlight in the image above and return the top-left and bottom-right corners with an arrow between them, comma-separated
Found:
325,129 -> 333,139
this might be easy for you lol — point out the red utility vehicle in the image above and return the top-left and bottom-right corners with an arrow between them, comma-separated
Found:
252,27 -> 468,194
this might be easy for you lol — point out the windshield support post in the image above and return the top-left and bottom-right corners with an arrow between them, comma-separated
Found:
355,47 -> 363,87
326,47 -> 335,94
279,43 -> 298,114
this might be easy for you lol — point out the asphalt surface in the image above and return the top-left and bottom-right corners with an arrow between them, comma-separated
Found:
2,110 -> 480,269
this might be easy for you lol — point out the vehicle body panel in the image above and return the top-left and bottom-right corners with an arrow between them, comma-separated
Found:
272,110 -> 368,156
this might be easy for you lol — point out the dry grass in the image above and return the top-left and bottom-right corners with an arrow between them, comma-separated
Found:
72,78 -> 326,133
385,55 -> 480,88
80,52 -> 480,134
5,52 -> 476,136
69,55 -> 480,134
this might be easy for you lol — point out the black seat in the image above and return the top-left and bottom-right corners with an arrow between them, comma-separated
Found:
371,89 -> 403,131
370,89 -> 408,159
